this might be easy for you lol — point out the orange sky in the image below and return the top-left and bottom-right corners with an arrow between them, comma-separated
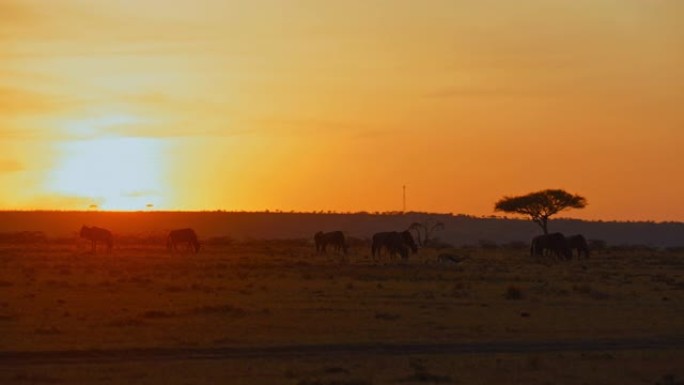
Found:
1,0 -> 682,220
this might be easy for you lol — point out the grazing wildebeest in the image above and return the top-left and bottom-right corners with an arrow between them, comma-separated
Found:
80,225 -> 113,253
531,232 -> 572,260
167,228 -> 200,253
314,231 -> 348,254
566,234 -> 590,258
371,230 -> 418,260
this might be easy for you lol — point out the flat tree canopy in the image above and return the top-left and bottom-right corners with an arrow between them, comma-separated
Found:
494,189 -> 587,234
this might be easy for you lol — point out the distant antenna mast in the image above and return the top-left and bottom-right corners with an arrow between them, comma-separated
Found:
402,185 -> 406,213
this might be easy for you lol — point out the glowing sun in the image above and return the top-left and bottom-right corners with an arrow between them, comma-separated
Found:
48,137 -> 169,210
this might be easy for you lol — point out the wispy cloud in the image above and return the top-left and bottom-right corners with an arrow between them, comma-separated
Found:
0,0 -> 210,59
0,87 -> 65,114
0,86 -> 79,141
53,114 -> 249,140
424,85 -> 535,99
0,1 -> 34,29
0,159 -> 23,173
27,194 -> 102,211
121,190 -> 160,198
108,126 -> 253,139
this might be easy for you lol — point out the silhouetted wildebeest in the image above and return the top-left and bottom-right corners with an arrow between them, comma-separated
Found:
314,231 -> 348,254
371,230 -> 418,260
167,228 -> 200,253
531,232 -> 571,260
566,234 -> 590,258
80,225 -> 112,253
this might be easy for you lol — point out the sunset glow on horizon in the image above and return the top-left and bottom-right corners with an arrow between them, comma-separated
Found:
1,1 -> 682,220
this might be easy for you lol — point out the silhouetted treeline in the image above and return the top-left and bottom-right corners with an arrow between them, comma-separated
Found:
0,211 -> 683,248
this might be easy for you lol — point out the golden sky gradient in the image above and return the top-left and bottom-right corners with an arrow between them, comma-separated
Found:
1,0 -> 682,220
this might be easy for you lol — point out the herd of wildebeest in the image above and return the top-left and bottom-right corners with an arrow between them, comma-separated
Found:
79,226 -> 200,254
79,224 -> 590,261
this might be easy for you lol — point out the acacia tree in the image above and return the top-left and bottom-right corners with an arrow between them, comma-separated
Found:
494,189 -> 587,234
408,218 -> 445,247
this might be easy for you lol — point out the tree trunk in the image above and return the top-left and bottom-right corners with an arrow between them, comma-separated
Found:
541,216 -> 549,235
411,227 -> 424,247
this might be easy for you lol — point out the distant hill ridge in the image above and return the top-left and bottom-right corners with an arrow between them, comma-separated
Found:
0,211 -> 683,247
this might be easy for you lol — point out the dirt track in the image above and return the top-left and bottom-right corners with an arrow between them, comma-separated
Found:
3,336 -> 684,367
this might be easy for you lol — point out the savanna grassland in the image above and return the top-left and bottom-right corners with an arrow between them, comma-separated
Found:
1,236 -> 683,384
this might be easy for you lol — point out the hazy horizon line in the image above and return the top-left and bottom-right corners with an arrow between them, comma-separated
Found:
0,209 -> 682,225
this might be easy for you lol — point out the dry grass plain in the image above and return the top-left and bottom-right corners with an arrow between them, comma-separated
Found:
1,239 -> 683,384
